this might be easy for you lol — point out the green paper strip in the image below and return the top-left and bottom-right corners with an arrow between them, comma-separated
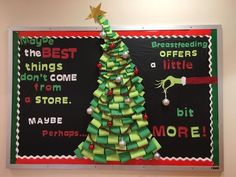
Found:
87,124 -> 98,134
101,120 -> 108,126
123,78 -> 130,85
134,97 -> 145,104
82,150 -> 94,160
119,152 -> 131,163
99,129 -> 109,136
135,83 -> 144,92
109,73 -> 116,78
98,16 -> 106,23
122,118 -> 133,124
138,77 -> 143,83
109,103 -> 119,109
130,86 -> 136,92
131,123 -> 139,131
130,149 -> 146,159
93,145 -> 104,155
97,79 -> 102,84
129,91 -> 139,98
143,153 -> 153,160
122,108 -> 133,115
100,105 -> 110,112
113,88 -> 121,95
138,127 -> 151,138
107,82 -> 116,89
126,68 -> 133,73
108,135 -> 119,144
102,113 -> 110,119
127,142 -> 138,150
107,61 -> 115,68
137,139 -> 148,147
145,139 -> 158,153
89,134 -> 96,141
140,91 -> 145,96
105,148 -> 116,156
98,83 -> 106,90
107,154 -> 120,161
152,137 -> 162,151
129,132 -> 141,141
127,72 -> 133,76
100,95 -> 107,103
96,136 -> 108,144
110,127 -> 120,134
120,125 -> 129,133
113,119 -> 122,126
94,154 -> 107,163
119,103 -> 128,109
90,99 -> 98,107
74,148 -> 83,158
119,60 -> 127,65
93,107 -> 100,113
129,102 -> 136,108
132,76 -> 139,83
82,141 -> 90,150
134,106 -> 145,114
123,135 -> 130,143
100,54 -> 109,62
93,89 -> 103,98
121,87 -> 128,94
92,112 -> 102,120
137,120 -> 148,127
91,119 -> 101,128
132,114 -> 143,120
111,110 -> 122,116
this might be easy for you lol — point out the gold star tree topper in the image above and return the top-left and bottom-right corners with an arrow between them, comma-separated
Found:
86,3 -> 106,23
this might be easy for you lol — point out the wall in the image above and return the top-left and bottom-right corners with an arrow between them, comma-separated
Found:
0,0 -> 235,176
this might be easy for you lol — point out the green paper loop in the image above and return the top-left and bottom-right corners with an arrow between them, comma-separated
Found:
94,154 -> 107,163
96,136 -> 108,144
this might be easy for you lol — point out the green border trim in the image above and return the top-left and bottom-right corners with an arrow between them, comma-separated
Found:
10,31 -> 19,164
211,29 -> 219,165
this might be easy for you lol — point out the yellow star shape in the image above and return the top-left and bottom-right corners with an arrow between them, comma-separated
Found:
86,3 -> 106,23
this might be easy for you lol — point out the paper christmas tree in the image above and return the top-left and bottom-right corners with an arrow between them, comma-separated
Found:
74,3 -> 161,163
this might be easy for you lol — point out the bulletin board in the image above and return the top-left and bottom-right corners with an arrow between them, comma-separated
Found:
8,26 -> 222,171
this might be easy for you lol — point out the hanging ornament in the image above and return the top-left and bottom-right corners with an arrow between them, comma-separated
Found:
107,121 -> 113,127
89,144 -> 95,150
143,113 -> 148,120
162,98 -> 170,106
97,63 -> 102,69
109,43 -> 116,49
154,152 -> 161,160
162,92 -> 170,106
134,67 -> 139,75
115,76 -> 122,83
86,107 -> 93,114
100,31 -> 106,38
121,51 -> 130,59
119,139 -> 126,148
107,89 -> 113,96
125,97 -> 131,104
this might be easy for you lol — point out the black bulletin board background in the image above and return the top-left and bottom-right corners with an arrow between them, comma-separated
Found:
9,27 -> 222,170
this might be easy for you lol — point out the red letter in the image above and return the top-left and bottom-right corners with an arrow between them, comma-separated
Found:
42,130 -> 48,136
42,47 -> 51,58
178,126 -> 188,138
152,125 -> 166,137
52,48 -> 60,58
61,48 -> 69,59
69,48 -> 77,59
